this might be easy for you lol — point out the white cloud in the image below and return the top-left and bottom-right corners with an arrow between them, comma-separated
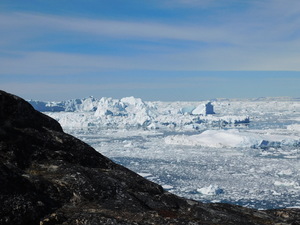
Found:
2,0 -> 300,73
0,10 -> 298,47
2,45 -> 300,76
0,13 -> 236,43
161,0 -> 215,8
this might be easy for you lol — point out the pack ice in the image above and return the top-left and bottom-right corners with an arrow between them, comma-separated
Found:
165,129 -> 300,149
28,96 -> 300,209
29,96 -> 249,130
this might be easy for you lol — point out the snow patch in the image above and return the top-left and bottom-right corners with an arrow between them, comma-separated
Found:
162,185 -> 174,190
137,173 -> 153,178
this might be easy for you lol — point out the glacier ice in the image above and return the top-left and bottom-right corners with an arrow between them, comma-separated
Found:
192,102 -> 215,115
165,129 -> 300,149
287,124 -> 300,131
29,97 -> 248,130
28,96 -> 300,209
197,185 -> 224,196
179,102 -> 215,115
28,96 -> 98,112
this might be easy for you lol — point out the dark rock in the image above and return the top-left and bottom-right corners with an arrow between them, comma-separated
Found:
0,90 -> 299,225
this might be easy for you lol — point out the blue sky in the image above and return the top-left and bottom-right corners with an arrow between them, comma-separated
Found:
1,0 -> 300,101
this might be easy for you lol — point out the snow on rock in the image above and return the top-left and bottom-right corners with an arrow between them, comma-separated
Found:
137,173 -> 153,178
162,185 -> 174,190
165,129 -> 300,149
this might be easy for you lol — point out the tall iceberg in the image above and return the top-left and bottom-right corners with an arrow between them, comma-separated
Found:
192,102 -> 215,115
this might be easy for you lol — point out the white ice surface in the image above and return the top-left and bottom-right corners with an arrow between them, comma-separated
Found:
197,185 -> 224,196
39,98 -> 300,209
287,124 -> 300,131
165,129 -> 300,148
30,97 -> 249,130
69,127 -> 300,209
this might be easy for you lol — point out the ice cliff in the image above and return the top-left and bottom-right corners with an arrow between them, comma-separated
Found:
28,97 -> 249,130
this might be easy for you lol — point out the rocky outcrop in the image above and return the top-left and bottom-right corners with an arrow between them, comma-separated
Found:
0,90 -> 299,225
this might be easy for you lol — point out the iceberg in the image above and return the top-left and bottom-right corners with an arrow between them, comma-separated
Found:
192,102 -> 215,115
197,185 -> 224,196
28,96 -> 98,112
180,102 -> 215,115
29,97 -> 249,130
28,96 -> 300,209
287,124 -> 300,132
94,97 -> 127,117
165,129 -> 300,149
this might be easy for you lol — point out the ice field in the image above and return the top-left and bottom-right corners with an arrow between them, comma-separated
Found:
29,97 -> 300,209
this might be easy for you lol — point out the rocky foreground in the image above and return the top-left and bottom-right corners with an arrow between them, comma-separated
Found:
0,90 -> 299,225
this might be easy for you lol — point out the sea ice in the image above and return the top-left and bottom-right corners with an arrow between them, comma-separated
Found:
274,180 -> 298,187
30,97 -> 300,209
192,102 -> 215,115
197,185 -> 224,196
164,129 -> 300,149
287,124 -> 300,131
29,97 -> 249,130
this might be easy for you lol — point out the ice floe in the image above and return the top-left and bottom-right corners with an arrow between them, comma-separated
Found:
31,97 -> 249,130
197,185 -> 224,196
29,97 -> 300,209
165,129 -> 300,149
287,124 -> 300,131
